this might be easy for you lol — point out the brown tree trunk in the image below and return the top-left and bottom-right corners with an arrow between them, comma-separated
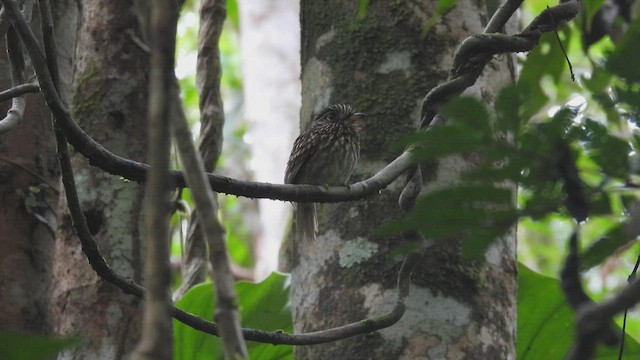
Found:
293,1 -> 518,359
51,1 -> 150,358
0,0 -> 77,336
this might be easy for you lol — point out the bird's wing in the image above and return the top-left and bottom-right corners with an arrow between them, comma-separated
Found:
284,129 -> 321,184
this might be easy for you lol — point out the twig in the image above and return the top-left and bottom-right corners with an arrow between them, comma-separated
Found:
618,252 -> 640,360
560,230 -> 640,360
0,25 -> 26,135
546,6 -> 575,81
0,82 -> 39,102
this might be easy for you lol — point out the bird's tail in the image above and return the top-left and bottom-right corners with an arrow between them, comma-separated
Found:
296,203 -> 317,242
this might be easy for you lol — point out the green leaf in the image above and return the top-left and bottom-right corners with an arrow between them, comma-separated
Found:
607,17 -> 640,83
552,106 -> 579,128
582,118 -> 631,179
517,264 -> 640,359
461,219 -> 516,258
581,0 -> 606,33
582,66 -> 613,94
440,96 -> 492,138
580,224 -> 629,269
0,332 -> 78,360
226,0 -> 240,28
420,0 -> 458,37
384,185 -> 515,246
517,263 -> 573,359
518,30 -> 574,118
174,274 -> 293,360
399,125 -> 485,161
495,84 -> 522,134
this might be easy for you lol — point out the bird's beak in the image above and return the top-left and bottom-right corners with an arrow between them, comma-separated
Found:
349,113 -> 366,121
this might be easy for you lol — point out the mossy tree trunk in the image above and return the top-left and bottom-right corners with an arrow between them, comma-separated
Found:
293,1 -> 518,359
51,1 -> 150,358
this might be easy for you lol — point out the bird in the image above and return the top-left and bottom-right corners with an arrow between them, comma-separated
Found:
285,104 -> 365,242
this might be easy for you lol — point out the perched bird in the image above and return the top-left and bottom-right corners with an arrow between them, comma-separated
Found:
285,104 -> 365,242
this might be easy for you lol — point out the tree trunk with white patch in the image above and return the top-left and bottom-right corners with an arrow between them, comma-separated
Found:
51,1 -> 150,358
293,1 -> 518,359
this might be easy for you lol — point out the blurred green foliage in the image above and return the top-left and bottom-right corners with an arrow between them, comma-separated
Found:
385,2 -> 640,351
173,274 -> 292,360
0,332 -> 78,360
518,264 -> 640,359
173,0 -> 252,271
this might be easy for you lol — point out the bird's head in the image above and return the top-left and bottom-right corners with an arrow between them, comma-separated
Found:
314,104 -> 366,131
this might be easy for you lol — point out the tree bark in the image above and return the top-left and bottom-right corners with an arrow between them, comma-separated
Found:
51,1 -> 150,358
0,2 -> 71,334
293,1 -> 518,359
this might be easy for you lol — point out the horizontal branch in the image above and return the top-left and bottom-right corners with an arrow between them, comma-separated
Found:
0,0 -> 411,203
0,26 -> 27,135
0,82 -> 39,102
57,137 -> 420,344
49,89 -> 419,344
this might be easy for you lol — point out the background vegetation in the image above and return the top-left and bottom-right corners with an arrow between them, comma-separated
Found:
169,0 -> 640,358
3,0 -> 640,358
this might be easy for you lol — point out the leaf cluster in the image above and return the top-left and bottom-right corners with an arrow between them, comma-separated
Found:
386,16 -> 640,266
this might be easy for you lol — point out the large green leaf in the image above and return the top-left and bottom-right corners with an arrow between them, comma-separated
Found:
518,264 -> 576,359
174,273 -> 293,360
0,332 -> 77,360
518,264 -> 640,359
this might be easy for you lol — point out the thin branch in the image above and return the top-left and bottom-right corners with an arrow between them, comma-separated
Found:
133,1 -> 178,358
561,230 -> 639,360
173,85 -> 248,358
618,252 -> 640,359
47,143 -> 421,347
546,5 -> 575,81
0,82 -> 39,102
0,0 -> 413,203
484,0 -> 524,34
560,231 -> 595,309
0,25 -> 26,135
178,0 -> 247,358
174,0 -> 228,302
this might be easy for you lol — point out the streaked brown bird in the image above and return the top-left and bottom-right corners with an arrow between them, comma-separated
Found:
285,104 -> 365,242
